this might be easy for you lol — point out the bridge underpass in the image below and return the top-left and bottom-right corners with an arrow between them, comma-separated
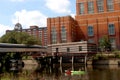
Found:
0,43 -> 47,66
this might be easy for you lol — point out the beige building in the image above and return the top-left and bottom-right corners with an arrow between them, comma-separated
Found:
48,41 -> 96,56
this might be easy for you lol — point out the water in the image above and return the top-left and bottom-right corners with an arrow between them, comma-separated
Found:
0,64 -> 120,80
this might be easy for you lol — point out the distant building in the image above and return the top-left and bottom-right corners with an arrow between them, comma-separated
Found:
6,23 -> 47,46
47,0 -> 120,50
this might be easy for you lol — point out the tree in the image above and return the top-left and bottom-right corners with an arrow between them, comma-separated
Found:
0,31 -> 41,45
99,35 -> 111,52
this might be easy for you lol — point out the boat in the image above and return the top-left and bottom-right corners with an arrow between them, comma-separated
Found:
65,70 -> 85,76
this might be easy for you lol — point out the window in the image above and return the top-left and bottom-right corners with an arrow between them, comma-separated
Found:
79,46 -> 82,51
51,27 -> 57,44
110,37 -> 116,48
33,29 -> 36,36
88,26 -> 94,36
80,3 -> 84,14
56,48 -> 59,52
61,26 -> 67,43
67,48 -> 70,52
39,31 -> 42,39
88,1 -> 94,14
97,0 -> 104,12
108,24 -> 115,35
107,0 -> 114,11
88,39 -> 94,43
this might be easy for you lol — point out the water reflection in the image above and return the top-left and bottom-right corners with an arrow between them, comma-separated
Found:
0,64 -> 120,80
88,65 -> 120,80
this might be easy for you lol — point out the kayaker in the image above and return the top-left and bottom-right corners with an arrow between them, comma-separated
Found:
65,69 -> 71,75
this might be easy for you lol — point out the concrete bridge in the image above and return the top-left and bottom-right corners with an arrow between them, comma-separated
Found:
0,43 -> 47,53
0,43 -> 48,67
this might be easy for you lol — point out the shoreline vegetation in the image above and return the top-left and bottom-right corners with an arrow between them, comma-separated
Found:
93,50 -> 120,60
92,50 -> 120,65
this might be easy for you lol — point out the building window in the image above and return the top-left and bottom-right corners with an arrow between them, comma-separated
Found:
88,26 -> 94,36
108,24 -> 115,35
56,48 -> 59,52
107,0 -> 114,11
97,0 -> 104,12
110,37 -> 116,48
88,1 -> 94,14
51,27 -> 57,44
39,31 -> 42,41
79,3 -> 84,14
79,46 -> 82,51
67,48 -> 70,52
32,30 -> 36,36
61,26 -> 67,43
88,39 -> 94,43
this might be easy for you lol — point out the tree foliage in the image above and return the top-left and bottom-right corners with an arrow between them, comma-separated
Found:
99,35 -> 111,51
0,31 -> 41,45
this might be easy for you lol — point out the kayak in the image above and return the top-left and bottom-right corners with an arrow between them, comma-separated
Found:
65,70 -> 85,76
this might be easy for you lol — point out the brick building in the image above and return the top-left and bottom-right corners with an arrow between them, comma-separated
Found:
47,0 -> 120,50
76,0 -> 120,49
47,16 -> 77,44
6,23 -> 47,46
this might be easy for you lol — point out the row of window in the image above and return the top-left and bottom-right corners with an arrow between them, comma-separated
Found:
80,0 -> 114,14
51,26 -> 67,44
56,46 -> 83,53
88,24 -> 115,36
55,46 -> 96,52
51,24 -> 115,44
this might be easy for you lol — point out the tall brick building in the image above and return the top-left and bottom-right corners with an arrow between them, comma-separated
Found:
47,0 -> 120,50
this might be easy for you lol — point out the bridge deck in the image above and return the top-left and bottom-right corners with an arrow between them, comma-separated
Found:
0,43 -> 47,53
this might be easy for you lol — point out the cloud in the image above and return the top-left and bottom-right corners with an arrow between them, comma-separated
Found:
0,24 -> 13,37
12,10 -> 47,28
70,13 -> 75,19
45,0 -> 71,14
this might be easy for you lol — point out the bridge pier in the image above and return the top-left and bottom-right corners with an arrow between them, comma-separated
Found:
37,55 -> 88,65
72,56 -> 74,65
60,56 -> 62,66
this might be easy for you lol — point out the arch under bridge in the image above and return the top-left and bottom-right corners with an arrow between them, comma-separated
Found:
0,43 -> 49,66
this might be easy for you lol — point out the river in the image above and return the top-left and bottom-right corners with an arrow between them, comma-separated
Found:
0,63 -> 120,80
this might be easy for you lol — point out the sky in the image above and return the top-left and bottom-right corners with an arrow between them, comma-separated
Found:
0,0 -> 76,37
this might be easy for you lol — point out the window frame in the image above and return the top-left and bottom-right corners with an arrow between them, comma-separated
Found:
107,0 -> 114,11
88,25 -> 94,36
97,0 -> 104,12
61,26 -> 67,43
88,1 -> 94,14
79,2 -> 84,14
108,24 -> 115,35
51,27 -> 57,44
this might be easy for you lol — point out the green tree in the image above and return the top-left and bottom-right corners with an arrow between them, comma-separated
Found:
99,35 -> 111,51
0,31 -> 41,45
